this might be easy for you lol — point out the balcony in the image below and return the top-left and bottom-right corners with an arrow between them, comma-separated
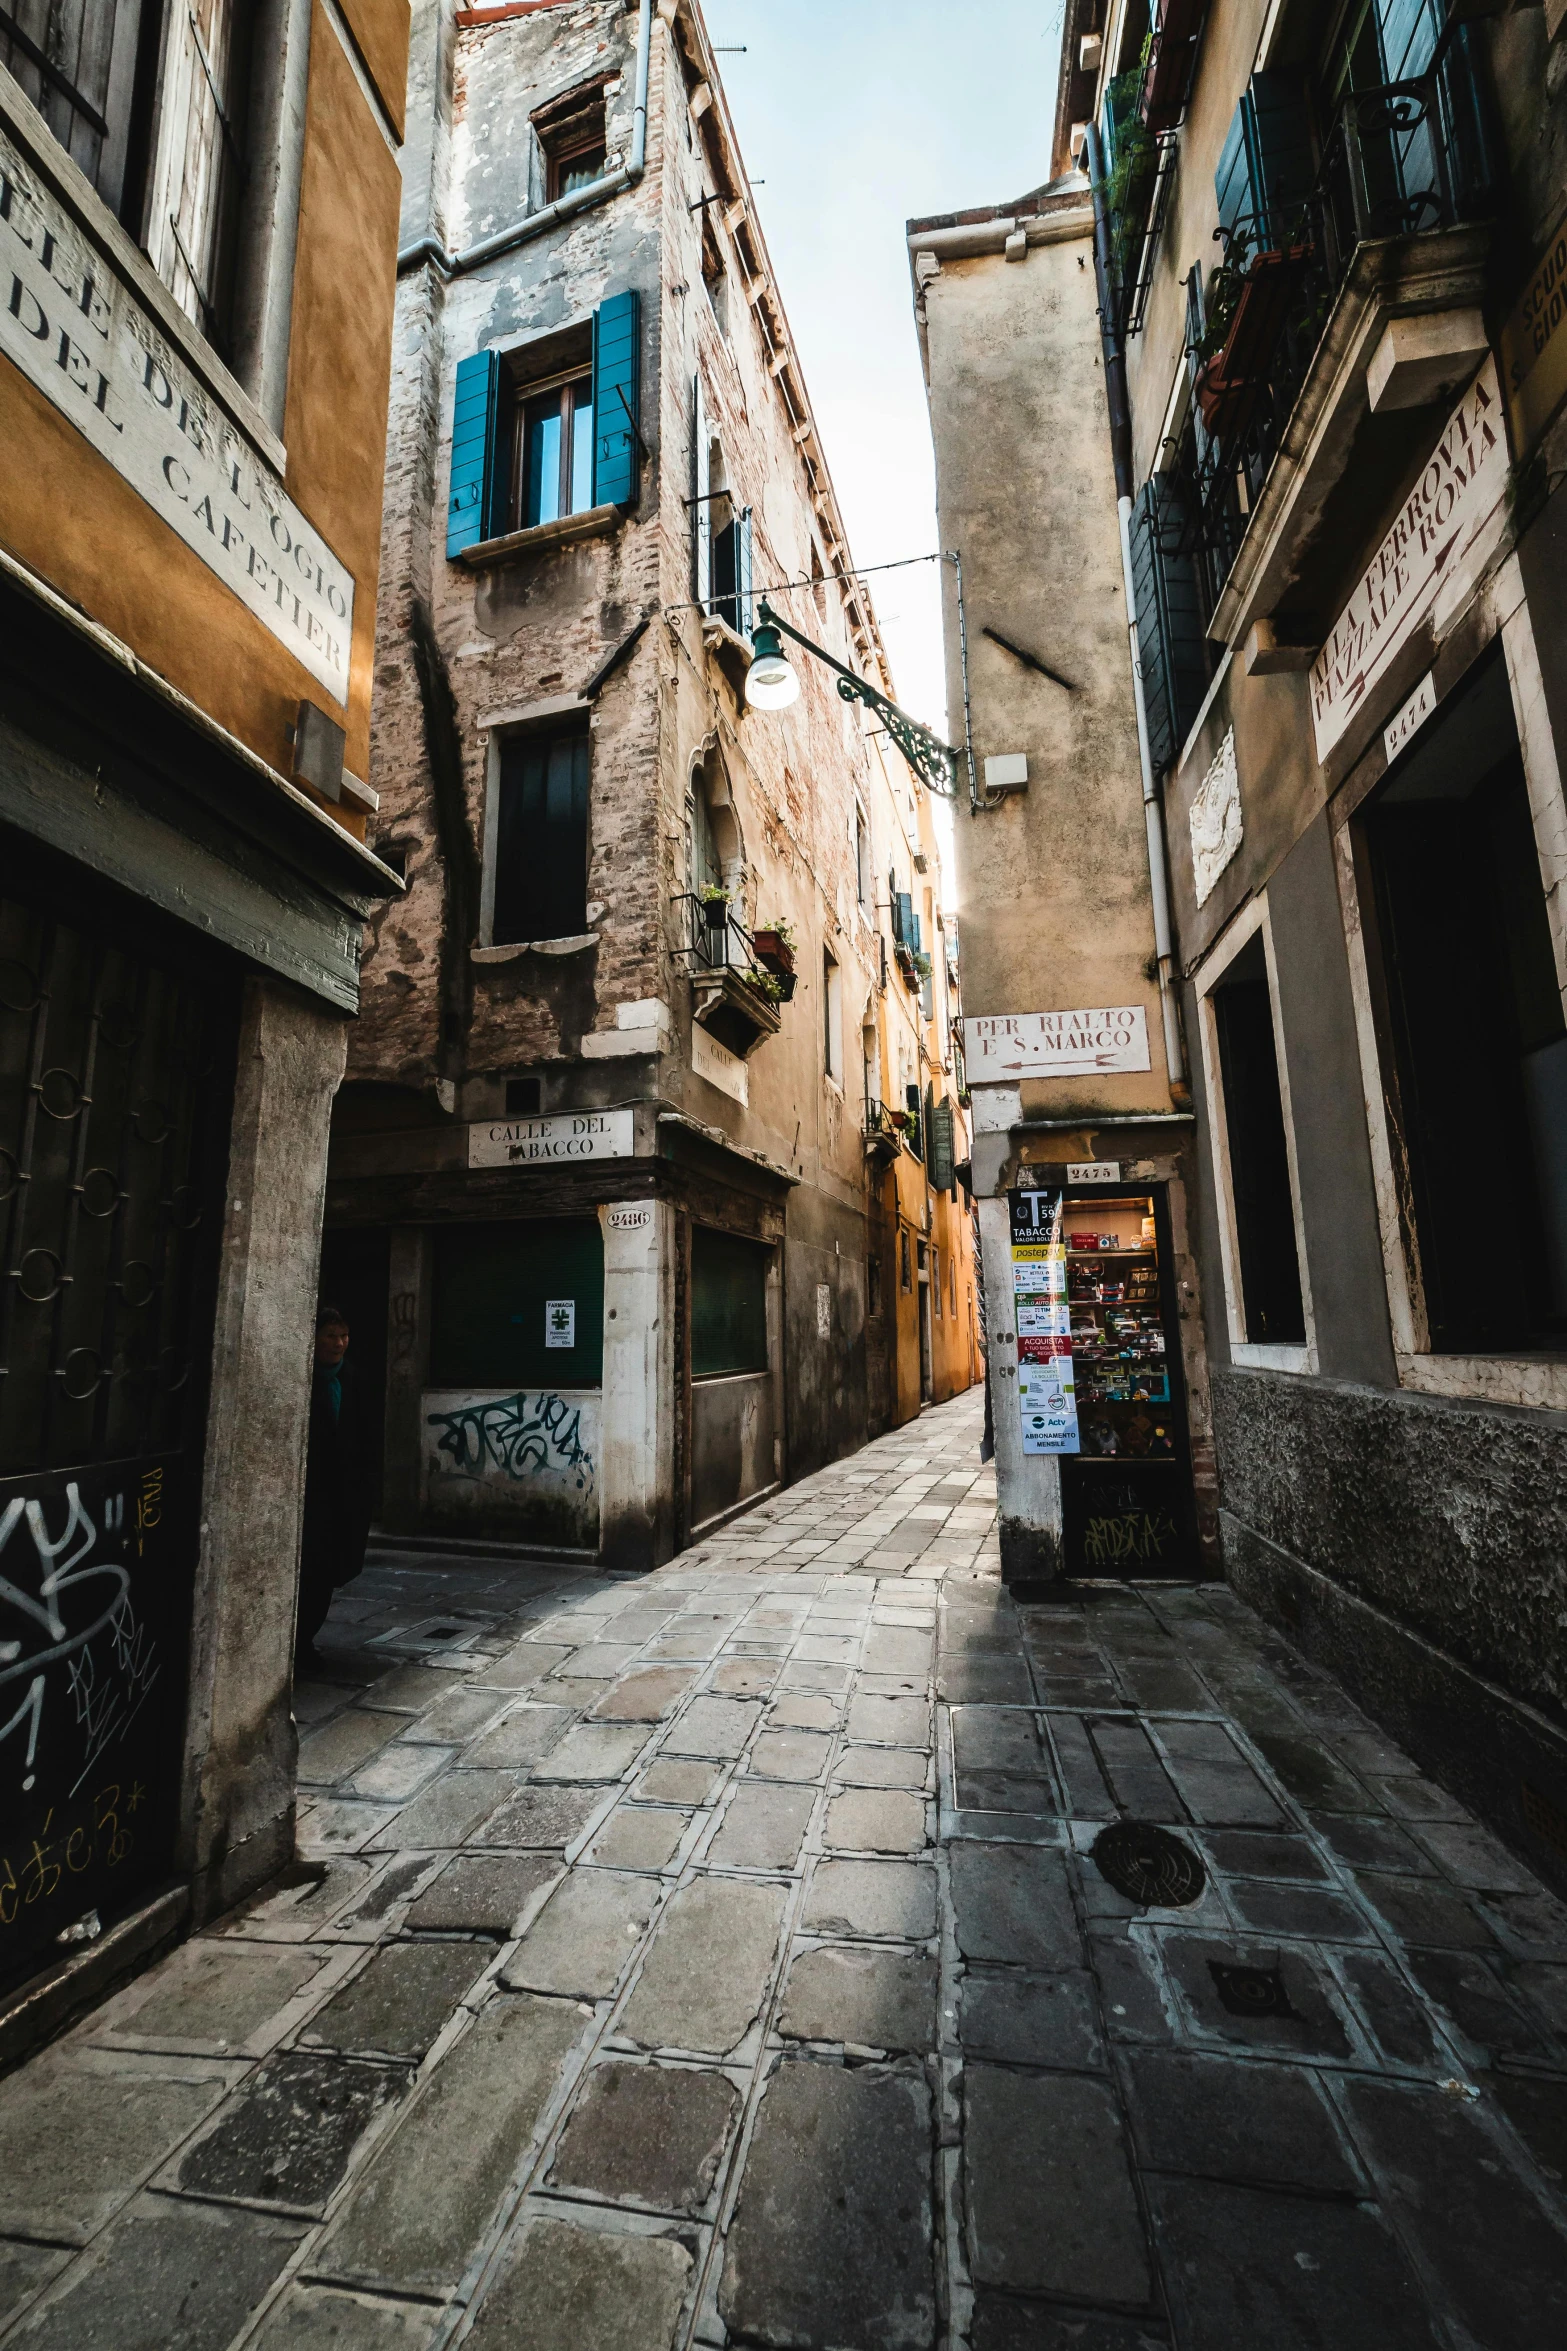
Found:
1179,28 -> 1498,652
674,892 -> 790,1058
864,1100 -> 903,1162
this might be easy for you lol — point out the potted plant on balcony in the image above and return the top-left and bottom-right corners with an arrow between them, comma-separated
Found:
751,917 -> 796,973
750,917 -> 798,1001
698,884 -> 731,959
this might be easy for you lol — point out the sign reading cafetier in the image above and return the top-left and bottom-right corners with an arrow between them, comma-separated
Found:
0,123 -> 355,705
1310,355 -> 1506,761
963,1008 -> 1151,1080
469,1110 -> 634,1168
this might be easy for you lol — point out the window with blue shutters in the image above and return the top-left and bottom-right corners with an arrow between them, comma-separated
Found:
1129,474 -> 1210,776
447,349 -> 502,559
448,292 -> 641,562
591,289 -> 641,509
1214,71 -> 1315,259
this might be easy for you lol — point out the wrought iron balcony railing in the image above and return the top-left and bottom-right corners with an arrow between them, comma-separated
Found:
1179,27 -> 1498,583
672,894 -> 794,1004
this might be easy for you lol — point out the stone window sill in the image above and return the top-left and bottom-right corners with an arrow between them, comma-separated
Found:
472,934 -> 596,963
1229,1342 -> 1313,1376
1396,1352 -> 1567,1413
458,506 -> 623,569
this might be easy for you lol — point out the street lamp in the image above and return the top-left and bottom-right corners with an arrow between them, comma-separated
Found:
744,597 -> 959,797
743,613 -> 800,709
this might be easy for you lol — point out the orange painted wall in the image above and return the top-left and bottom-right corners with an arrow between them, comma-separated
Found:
282,1 -> 404,784
0,10 -> 405,831
338,0 -> 413,139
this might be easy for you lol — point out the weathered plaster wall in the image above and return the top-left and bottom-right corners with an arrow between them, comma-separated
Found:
918,206 -> 1172,1122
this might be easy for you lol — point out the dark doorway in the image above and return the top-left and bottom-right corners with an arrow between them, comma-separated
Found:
0,845 -> 235,1994
1210,934 -> 1306,1345
1363,650 -> 1567,1351
318,1229 -> 391,1528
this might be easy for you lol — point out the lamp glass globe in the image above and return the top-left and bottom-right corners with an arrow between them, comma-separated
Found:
745,653 -> 800,709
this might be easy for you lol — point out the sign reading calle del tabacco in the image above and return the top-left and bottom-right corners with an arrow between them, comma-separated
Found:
0,124 -> 355,705
963,1008 -> 1151,1080
469,1110 -> 634,1168
1310,356 -> 1507,762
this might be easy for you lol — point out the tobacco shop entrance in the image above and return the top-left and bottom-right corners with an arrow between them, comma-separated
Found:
1059,1182 -> 1200,1577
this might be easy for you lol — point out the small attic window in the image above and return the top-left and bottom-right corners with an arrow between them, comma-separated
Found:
533,77 -> 609,202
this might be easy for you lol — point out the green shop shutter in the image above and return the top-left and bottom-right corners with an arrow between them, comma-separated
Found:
692,1227 -> 770,1376
592,289 -> 641,508
930,1097 -> 955,1193
448,349 -> 501,559
1129,474 -> 1208,776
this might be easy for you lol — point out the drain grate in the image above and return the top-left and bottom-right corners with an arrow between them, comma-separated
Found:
1092,1819 -> 1206,1908
1209,1960 -> 1297,2019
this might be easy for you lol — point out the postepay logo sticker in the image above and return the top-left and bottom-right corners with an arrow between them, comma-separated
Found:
545,1300 -> 576,1348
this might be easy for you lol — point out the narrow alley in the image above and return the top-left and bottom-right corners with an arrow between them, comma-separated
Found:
2,1391 -> 1564,2349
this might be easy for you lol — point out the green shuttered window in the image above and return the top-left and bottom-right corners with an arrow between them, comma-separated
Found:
1129,475 -> 1209,777
447,293 -> 641,562
493,728 -> 591,945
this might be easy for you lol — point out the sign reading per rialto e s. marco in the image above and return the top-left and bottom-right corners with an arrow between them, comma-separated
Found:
1310,355 -> 1507,761
963,1008 -> 1151,1080
0,124 -> 354,705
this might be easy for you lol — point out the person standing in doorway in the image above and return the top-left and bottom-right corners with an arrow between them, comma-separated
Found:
296,1304 -> 374,1666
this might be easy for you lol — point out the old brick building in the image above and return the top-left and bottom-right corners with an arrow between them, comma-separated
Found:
326,0 -> 975,1570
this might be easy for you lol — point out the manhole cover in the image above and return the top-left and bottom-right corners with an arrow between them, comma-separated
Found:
1092,1819 -> 1206,1907
1209,1960 -> 1297,2019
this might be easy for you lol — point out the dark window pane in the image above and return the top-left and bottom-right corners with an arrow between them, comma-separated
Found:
1212,939 -> 1306,1344
692,1228 -> 769,1377
431,1220 -> 604,1389
1367,656 -> 1567,1347
493,729 -> 590,944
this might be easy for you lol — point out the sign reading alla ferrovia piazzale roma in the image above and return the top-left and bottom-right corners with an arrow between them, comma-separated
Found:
0,121 -> 355,706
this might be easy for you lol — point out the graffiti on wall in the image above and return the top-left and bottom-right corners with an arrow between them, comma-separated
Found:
1,1460 -> 178,1985
426,1391 -> 596,1489
422,1388 -> 600,1546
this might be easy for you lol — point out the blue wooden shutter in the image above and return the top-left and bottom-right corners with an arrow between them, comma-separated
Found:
1216,74 -> 1313,250
1246,71 -> 1314,229
592,289 -> 641,508
735,507 -> 754,637
1129,475 -> 1208,776
448,350 -> 500,559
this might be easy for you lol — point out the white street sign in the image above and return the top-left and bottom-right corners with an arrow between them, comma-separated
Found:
963,1008 -> 1151,1080
469,1109 -> 634,1168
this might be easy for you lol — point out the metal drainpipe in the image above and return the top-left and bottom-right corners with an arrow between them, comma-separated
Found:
397,0 -> 653,279
1085,124 -> 1188,1096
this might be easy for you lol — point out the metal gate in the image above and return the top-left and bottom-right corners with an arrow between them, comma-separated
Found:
0,880 -> 232,1993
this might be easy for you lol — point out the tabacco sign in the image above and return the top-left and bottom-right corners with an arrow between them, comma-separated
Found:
963,1008 -> 1151,1081
0,125 -> 355,705
469,1110 -> 634,1168
1310,355 -> 1506,761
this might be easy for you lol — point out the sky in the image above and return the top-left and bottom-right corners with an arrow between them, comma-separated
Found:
702,1 -> 1066,740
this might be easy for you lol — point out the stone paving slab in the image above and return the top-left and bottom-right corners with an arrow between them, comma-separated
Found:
8,1390 -> 1567,2348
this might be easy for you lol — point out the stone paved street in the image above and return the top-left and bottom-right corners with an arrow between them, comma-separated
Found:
3,1391 -> 1567,2347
